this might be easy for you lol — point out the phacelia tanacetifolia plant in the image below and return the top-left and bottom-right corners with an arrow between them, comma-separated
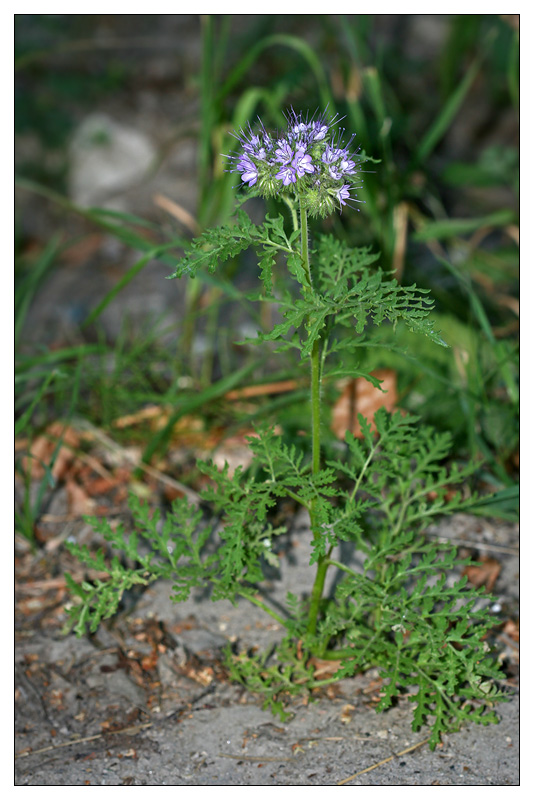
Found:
66,108 -> 507,749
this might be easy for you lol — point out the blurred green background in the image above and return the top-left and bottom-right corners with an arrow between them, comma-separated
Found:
15,14 -> 519,536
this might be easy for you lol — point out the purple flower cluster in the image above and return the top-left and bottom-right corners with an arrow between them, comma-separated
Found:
226,109 -> 362,217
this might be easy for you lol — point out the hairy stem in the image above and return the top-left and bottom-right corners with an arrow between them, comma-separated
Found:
310,337 -> 321,477
298,196 -> 329,637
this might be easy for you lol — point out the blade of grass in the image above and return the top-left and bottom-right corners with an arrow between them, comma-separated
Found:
81,240 -> 184,328
15,177 -> 247,303
16,362 -> 83,544
16,343 -> 108,372
362,66 -> 387,131
15,369 -> 58,438
436,255 -> 518,406
198,14 -> 216,226
415,23 -> 501,166
216,33 -> 333,111
81,206 -> 164,230
336,16 -> 371,147
15,234 -> 62,348
413,209 -> 516,241
507,29 -> 519,109
15,177 -> 188,254
414,56 -> 481,165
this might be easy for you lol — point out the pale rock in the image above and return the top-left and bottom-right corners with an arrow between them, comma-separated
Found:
68,112 -> 156,210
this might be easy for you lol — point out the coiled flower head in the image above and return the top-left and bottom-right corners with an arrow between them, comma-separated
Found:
225,108 -> 363,218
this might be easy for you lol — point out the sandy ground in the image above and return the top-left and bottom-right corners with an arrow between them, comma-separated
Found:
15,510 -> 518,786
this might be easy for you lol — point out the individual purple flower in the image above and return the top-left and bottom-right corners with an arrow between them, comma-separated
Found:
275,164 -> 297,185
292,150 -> 314,178
237,155 -> 258,186
328,164 -> 343,180
311,122 -> 328,141
340,157 -> 357,175
275,140 -> 293,164
292,121 -> 308,137
322,145 -> 339,165
337,184 -> 351,206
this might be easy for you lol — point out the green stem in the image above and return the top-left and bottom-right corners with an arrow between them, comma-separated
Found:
298,200 -> 320,477
310,337 -> 321,477
238,589 -> 287,627
314,648 -> 359,661
299,196 -> 311,287
281,195 -> 299,232
297,196 -> 329,637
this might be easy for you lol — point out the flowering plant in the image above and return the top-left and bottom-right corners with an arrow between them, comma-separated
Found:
67,108 -> 507,749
